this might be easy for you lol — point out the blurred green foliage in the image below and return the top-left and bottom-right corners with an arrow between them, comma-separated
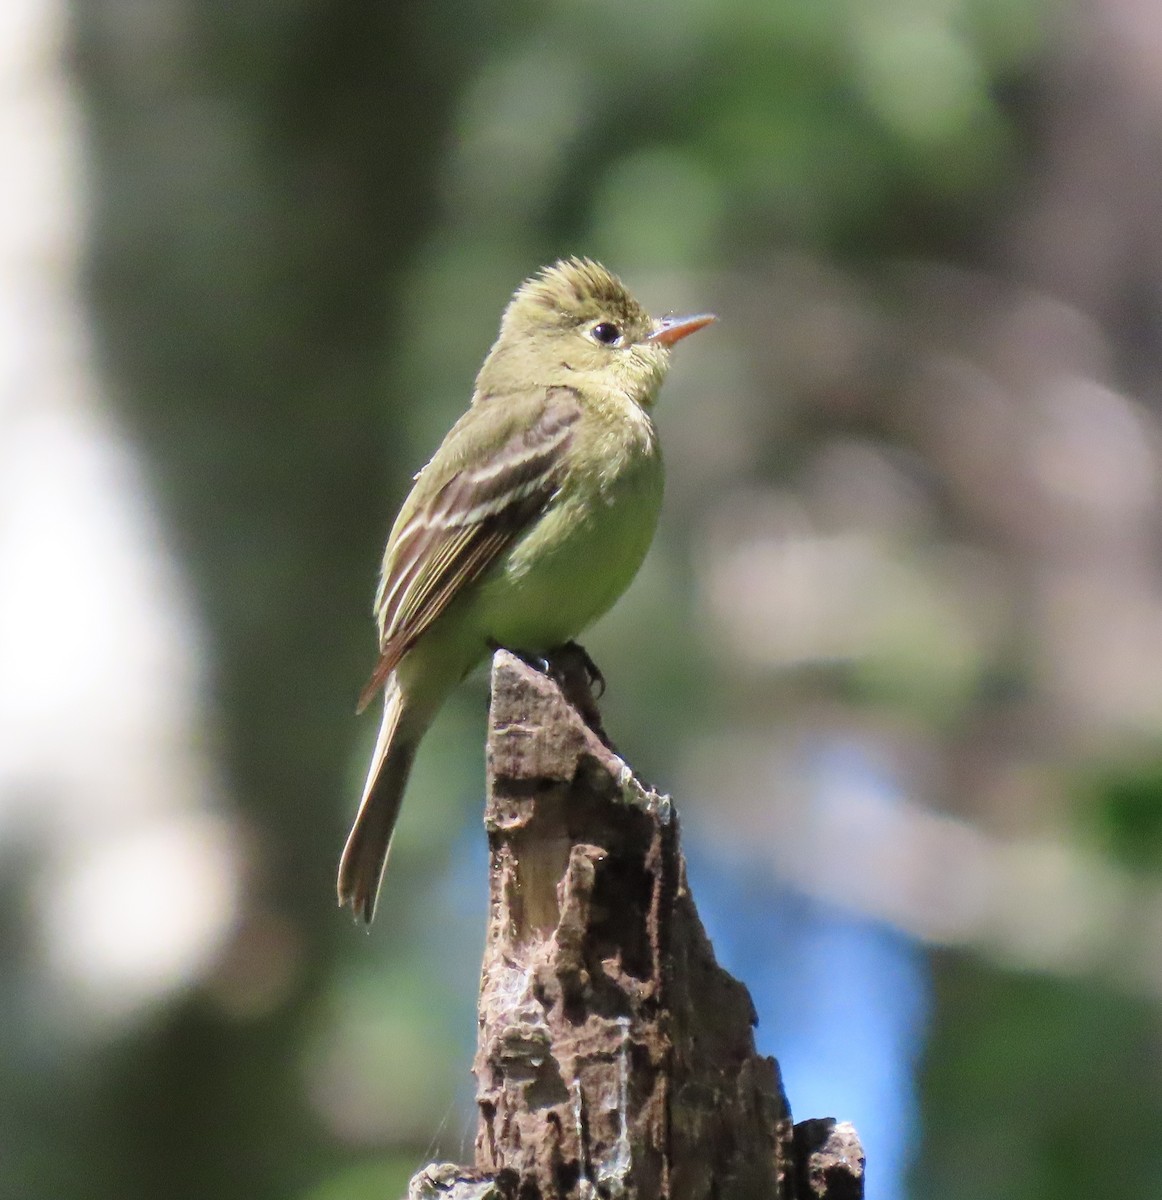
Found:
917,954 -> 1162,1199
1082,764 -> 1162,873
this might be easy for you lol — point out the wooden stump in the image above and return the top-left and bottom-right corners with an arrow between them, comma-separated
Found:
409,650 -> 864,1200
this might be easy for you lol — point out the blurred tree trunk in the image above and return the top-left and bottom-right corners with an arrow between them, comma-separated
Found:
68,4 -> 483,1197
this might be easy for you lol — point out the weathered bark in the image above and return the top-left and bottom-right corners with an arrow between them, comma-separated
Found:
793,1121 -> 865,1200
413,650 -> 864,1200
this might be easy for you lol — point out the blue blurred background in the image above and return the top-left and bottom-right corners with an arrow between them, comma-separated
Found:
3,0 -> 1162,1196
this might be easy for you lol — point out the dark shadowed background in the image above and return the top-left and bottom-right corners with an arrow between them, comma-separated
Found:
3,1 -> 1161,1197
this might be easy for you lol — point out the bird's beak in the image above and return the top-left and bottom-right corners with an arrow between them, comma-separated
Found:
646,313 -> 716,347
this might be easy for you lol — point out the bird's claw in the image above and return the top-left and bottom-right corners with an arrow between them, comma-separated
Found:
562,640 -> 605,698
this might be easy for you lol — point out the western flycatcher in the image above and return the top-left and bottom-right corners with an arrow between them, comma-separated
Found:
339,258 -> 713,922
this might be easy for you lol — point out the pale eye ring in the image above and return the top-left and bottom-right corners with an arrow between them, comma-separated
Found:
591,321 -> 622,346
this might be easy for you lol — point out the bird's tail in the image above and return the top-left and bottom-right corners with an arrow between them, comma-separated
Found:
337,676 -> 419,924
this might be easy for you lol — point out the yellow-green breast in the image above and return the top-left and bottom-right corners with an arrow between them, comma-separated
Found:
472,393 -> 663,651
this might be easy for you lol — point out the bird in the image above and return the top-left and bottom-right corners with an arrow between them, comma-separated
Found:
338,257 -> 714,922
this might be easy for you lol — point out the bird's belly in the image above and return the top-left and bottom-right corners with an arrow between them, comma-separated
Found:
472,457 -> 662,652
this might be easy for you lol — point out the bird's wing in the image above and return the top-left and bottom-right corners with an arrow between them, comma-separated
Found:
356,388 -> 582,712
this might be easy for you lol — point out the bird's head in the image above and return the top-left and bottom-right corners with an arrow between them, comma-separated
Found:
478,257 -> 714,407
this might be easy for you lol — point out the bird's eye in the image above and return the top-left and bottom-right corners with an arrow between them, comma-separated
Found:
591,321 -> 622,346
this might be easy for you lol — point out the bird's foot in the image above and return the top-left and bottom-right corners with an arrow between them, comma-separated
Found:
511,642 -> 604,700
561,640 -> 606,698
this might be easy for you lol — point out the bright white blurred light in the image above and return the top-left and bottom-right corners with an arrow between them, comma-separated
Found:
38,814 -> 239,1024
0,0 -> 240,1031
